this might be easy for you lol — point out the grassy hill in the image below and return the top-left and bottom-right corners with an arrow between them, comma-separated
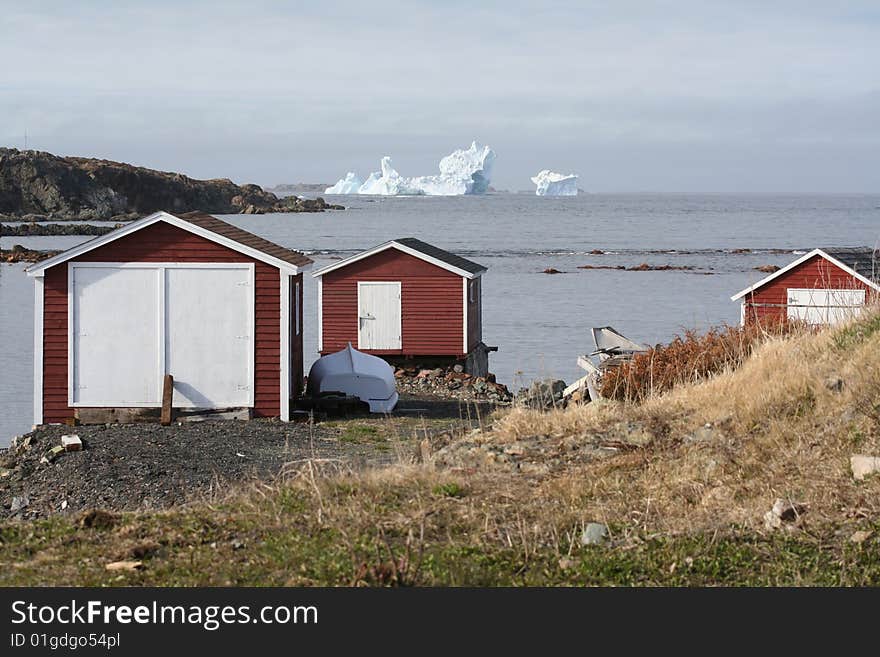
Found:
2,313 -> 880,586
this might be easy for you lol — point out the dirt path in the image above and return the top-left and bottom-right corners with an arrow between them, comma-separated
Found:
0,396 -> 502,520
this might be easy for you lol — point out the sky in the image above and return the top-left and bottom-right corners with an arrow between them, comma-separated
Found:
1,0 -> 879,192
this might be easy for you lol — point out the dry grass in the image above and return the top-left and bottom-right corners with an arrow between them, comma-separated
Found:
484,309 -> 880,537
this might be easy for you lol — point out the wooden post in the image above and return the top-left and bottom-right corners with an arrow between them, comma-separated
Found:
161,374 -> 174,426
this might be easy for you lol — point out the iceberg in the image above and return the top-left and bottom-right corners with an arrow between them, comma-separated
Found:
326,141 -> 496,196
531,170 -> 579,196
357,157 -> 426,196
324,172 -> 363,195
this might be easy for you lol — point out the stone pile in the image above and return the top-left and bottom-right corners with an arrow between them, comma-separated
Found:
394,364 -> 513,402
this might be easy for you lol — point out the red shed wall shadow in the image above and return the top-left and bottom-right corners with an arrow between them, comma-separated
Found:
42,221 -> 300,423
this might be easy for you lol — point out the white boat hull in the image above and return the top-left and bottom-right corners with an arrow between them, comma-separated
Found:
307,344 -> 398,413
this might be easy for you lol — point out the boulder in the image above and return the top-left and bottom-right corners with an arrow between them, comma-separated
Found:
763,498 -> 807,530
580,522 -> 608,546
851,455 -> 880,481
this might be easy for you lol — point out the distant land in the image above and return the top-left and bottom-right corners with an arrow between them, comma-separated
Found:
266,182 -> 331,196
0,148 -> 342,221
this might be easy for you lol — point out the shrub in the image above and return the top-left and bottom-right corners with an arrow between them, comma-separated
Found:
599,320 -> 793,403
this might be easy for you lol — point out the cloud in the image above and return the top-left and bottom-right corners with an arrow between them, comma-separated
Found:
1,1 -> 878,190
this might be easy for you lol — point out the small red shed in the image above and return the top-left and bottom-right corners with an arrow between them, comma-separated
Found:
26,211 -> 311,425
313,238 -> 491,373
732,248 -> 879,326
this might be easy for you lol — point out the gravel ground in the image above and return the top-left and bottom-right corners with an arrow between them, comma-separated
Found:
0,396 -> 498,520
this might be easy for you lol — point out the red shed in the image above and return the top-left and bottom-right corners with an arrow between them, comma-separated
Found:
313,238 -> 491,374
732,248 -> 879,326
26,211 -> 311,425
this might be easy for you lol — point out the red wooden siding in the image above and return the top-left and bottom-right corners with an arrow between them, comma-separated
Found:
743,254 -> 874,324
42,221 -> 291,423
320,249 -> 470,356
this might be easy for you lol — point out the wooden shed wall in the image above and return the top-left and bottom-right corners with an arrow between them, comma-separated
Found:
320,249 -> 469,356
743,254 -> 873,324
41,221 -> 296,423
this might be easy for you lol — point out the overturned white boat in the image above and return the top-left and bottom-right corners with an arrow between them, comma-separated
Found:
306,343 -> 399,413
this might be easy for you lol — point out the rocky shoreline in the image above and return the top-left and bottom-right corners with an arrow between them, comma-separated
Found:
0,148 -> 343,221
393,363 -> 514,403
1,244 -> 61,263
1,222 -> 119,236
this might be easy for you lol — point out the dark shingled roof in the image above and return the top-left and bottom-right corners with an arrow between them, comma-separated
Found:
178,212 -> 313,268
394,237 -> 486,275
821,247 -> 880,281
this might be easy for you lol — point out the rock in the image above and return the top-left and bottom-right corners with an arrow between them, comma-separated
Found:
40,445 -> 65,464
580,522 -> 608,546
754,264 -> 781,273
231,540 -> 246,550
684,425 -> 717,444
850,530 -> 874,544
823,376 -> 844,393
10,495 -> 29,512
105,560 -> 143,572
453,364 -> 464,373
851,455 -> 880,481
0,147 -> 341,219
542,268 -> 563,274
763,498 -> 807,530
61,434 -> 82,451
518,379 -> 567,409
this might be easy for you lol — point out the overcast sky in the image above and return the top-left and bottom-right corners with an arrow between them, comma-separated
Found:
2,1 -> 879,191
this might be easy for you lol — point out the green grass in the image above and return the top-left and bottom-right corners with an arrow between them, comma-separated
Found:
2,501 -> 877,586
834,311 -> 880,350
432,482 -> 466,498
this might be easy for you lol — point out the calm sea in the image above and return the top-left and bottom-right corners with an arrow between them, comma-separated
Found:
2,193 -> 878,446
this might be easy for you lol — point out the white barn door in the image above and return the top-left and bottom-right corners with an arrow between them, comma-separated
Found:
787,288 -> 865,325
358,282 -> 402,350
72,266 -> 161,406
165,267 -> 254,407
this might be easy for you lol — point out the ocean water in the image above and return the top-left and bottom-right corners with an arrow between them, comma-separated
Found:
1,193 -> 878,446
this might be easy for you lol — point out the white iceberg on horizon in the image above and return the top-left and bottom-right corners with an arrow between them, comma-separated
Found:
326,141 -> 496,196
358,157 -> 426,195
531,170 -> 579,196
325,172 -> 363,194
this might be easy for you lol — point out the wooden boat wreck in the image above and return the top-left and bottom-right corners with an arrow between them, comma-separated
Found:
306,343 -> 399,413
564,327 -> 648,402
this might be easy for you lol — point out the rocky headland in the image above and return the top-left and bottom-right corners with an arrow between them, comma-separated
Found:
0,148 -> 343,221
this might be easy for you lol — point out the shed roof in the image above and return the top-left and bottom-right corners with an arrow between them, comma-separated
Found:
177,212 -> 313,268
26,210 -> 312,276
312,237 -> 487,279
820,247 -> 879,280
731,247 -> 880,301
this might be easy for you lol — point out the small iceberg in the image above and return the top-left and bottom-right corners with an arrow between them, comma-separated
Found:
327,141 -> 496,196
531,170 -> 579,196
325,172 -> 363,195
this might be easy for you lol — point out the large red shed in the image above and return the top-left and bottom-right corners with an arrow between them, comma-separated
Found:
313,238 -> 491,374
26,211 -> 311,425
732,248 -> 879,326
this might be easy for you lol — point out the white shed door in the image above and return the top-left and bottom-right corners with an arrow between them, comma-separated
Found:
165,267 -> 253,407
787,288 -> 866,325
358,282 -> 402,350
72,266 -> 160,405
